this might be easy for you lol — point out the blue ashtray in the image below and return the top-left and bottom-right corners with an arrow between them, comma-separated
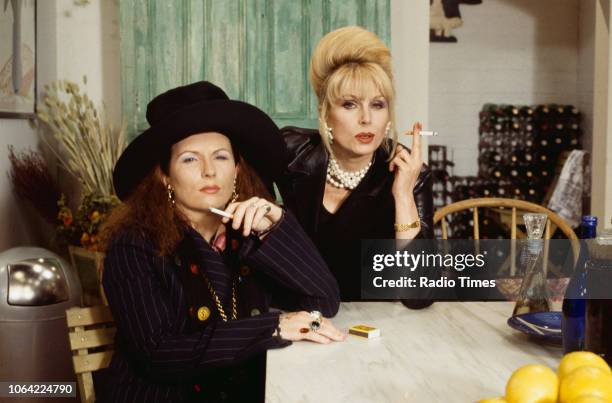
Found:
507,312 -> 563,344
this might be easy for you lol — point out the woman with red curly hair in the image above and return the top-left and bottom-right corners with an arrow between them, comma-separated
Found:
99,81 -> 343,402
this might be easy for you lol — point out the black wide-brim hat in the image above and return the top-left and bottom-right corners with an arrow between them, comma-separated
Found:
113,81 -> 288,200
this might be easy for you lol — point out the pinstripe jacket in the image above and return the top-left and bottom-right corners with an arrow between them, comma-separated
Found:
99,211 -> 340,402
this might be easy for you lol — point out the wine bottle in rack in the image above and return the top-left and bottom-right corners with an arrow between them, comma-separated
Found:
482,181 -> 493,197
569,134 -> 579,147
520,106 -> 534,119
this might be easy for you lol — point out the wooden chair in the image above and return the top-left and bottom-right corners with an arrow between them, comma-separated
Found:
434,197 -> 579,276
66,305 -> 115,402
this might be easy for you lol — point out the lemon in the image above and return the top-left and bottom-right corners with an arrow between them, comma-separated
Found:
558,352 -> 611,379
505,364 -> 558,403
479,398 -> 507,403
559,366 -> 612,403
568,395 -> 608,403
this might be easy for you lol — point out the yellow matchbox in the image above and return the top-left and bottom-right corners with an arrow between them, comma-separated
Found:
349,324 -> 380,339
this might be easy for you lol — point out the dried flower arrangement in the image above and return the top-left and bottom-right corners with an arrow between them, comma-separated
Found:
32,77 -> 127,251
7,145 -> 62,223
37,77 -> 126,197
57,193 -> 120,251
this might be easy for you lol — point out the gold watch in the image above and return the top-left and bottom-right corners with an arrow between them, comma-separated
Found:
394,220 -> 421,232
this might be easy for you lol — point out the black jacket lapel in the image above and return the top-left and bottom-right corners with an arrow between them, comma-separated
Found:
328,148 -> 395,238
284,141 -> 327,236
183,229 -> 234,302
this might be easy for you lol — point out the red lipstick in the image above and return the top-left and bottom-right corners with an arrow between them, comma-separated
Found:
355,132 -> 375,144
200,185 -> 220,194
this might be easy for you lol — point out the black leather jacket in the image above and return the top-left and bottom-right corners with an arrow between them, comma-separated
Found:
277,126 -> 434,239
276,127 -> 435,305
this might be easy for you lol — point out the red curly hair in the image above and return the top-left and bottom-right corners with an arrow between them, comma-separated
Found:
101,154 -> 273,256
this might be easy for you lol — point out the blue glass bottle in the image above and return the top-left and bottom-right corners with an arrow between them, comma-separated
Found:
562,216 -> 597,353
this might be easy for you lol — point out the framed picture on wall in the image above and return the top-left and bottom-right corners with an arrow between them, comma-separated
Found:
0,0 -> 36,118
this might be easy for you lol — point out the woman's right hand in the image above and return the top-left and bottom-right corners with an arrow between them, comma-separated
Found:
222,197 -> 283,237
278,311 -> 346,344
390,122 -> 423,201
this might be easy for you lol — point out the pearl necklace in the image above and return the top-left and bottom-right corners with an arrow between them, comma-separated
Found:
326,156 -> 372,190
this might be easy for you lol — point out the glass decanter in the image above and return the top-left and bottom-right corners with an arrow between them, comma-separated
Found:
513,213 -> 551,316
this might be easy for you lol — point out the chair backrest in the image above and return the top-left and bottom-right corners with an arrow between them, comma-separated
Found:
434,197 -> 578,240
66,305 -> 115,403
434,197 -> 579,275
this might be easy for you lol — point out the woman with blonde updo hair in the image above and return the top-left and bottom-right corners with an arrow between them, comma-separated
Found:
277,26 -> 434,308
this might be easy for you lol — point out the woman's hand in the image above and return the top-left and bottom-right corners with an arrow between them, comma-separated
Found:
222,197 -> 283,237
389,122 -> 423,203
277,311 -> 346,344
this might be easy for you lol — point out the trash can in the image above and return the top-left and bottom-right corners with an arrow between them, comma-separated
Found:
0,247 -> 82,402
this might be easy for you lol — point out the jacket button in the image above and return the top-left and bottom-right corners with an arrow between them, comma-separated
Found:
240,266 -> 250,276
250,308 -> 261,316
197,306 -> 211,321
190,264 -> 199,275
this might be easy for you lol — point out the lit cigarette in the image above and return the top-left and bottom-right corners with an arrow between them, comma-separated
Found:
407,131 -> 438,136
208,207 -> 233,219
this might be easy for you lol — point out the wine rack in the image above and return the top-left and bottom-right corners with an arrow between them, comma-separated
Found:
442,103 -> 582,239
428,145 -> 454,211
478,103 -> 581,202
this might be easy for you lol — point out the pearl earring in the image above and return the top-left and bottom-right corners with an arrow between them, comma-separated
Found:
326,125 -> 334,144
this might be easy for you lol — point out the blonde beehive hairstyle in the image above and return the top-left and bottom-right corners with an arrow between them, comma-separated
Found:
309,26 -> 398,158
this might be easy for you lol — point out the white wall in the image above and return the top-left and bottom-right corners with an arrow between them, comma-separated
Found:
577,0 -> 595,159
428,0 -> 580,176
607,0 -> 612,230
0,0 -> 120,252
48,0 -> 122,124
391,0 -> 430,155
592,0 -> 612,229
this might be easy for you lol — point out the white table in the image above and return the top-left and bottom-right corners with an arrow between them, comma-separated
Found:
266,302 -> 563,403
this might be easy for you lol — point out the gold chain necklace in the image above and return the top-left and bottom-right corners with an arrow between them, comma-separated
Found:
201,271 -> 237,322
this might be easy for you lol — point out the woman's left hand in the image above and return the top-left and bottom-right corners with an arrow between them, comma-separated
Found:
222,197 -> 283,237
389,122 -> 423,202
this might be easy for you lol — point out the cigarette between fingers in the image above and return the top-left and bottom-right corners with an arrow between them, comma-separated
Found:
208,207 -> 234,219
406,131 -> 437,136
